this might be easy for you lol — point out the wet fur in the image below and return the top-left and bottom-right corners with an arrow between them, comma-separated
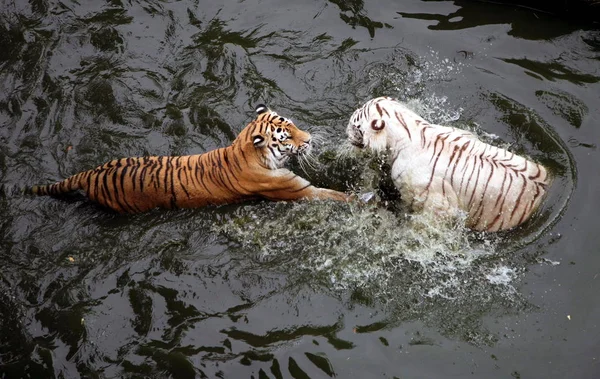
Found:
30,106 -> 350,212
347,96 -> 552,232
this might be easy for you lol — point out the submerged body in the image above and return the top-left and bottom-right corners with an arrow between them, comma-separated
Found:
31,105 -> 349,212
347,97 -> 552,232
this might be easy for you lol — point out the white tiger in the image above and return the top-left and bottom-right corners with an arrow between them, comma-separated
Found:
346,96 -> 552,232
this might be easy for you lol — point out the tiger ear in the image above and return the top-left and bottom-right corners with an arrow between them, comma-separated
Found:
371,119 -> 385,131
255,104 -> 269,115
253,135 -> 266,147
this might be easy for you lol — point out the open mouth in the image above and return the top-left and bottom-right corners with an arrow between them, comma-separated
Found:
299,143 -> 312,155
350,140 -> 365,148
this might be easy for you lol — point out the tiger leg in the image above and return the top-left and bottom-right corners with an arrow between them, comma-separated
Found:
303,187 -> 352,202
407,177 -> 463,226
265,185 -> 351,202
257,171 -> 352,202
422,179 -> 461,219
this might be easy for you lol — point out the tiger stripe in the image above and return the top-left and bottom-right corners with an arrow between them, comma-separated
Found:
30,105 -> 351,212
347,97 -> 552,232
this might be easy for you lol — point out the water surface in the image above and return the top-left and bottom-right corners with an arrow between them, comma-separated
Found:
1,0 -> 599,378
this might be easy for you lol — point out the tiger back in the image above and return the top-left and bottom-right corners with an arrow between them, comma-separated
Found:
347,96 -> 552,232
30,105 -> 350,212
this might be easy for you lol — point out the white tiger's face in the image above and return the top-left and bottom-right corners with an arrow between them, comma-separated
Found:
346,97 -> 394,153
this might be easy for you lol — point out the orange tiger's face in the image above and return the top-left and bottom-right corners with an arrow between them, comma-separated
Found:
239,105 -> 312,169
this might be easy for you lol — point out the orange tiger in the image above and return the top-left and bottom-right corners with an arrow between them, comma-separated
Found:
30,105 -> 350,212
347,96 -> 552,232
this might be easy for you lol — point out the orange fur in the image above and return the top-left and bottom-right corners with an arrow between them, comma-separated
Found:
31,106 -> 350,212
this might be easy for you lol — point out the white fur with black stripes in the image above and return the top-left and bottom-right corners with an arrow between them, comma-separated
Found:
347,96 -> 552,232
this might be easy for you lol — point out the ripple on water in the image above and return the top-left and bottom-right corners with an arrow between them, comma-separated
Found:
216,83 -> 574,344
216,195 -> 532,344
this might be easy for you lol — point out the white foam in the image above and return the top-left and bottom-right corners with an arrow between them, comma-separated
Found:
486,266 -> 517,286
215,50 -> 532,343
215,197 -> 501,295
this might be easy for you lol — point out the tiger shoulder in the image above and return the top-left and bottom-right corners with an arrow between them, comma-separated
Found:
346,96 -> 552,232
30,105 -> 351,213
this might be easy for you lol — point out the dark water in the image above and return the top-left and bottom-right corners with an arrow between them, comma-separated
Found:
1,0 -> 599,378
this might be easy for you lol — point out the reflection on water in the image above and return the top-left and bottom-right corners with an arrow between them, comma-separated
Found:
536,89 -> 589,128
327,0 -> 392,38
216,92 -> 574,345
396,0 -> 591,40
502,58 -> 600,84
0,0 -> 598,378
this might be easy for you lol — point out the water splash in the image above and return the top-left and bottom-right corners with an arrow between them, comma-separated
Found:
212,46 -> 543,342
215,188 -> 529,343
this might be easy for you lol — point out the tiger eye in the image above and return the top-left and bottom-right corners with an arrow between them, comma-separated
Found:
371,119 -> 385,130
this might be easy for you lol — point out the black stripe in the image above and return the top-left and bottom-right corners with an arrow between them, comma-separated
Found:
196,158 -> 214,195
529,165 -> 542,180
231,152 -> 243,171
177,168 -> 190,199
450,144 -> 468,187
428,135 -> 442,164
181,159 -> 192,189
213,165 -> 229,191
168,157 -> 177,205
154,157 -> 163,191
509,176 -> 528,222
119,166 -> 137,212
186,157 -> 201,189
494,170 -> 508,209
139,164 -> 148,192
101,169 -> 113,204
467,158 -> 484,208
461,156 -> 477,198
239,146 -> 248,164
224,166 -> 251,193
395,111 -> 411,141
442,178 -> 446,197
93,169 -> 101,201
218,155 -> 240,191
421,127 -> 429,149
164,157 -> 172,194
421,134 -> 448,195
442,145 -> 459,182
99,171 -> 111,207
496,173 -> 513,229
111,168 -> 128,212
83,171 -> 92,193
472,162 -> 495,228
130,162 -> 139,192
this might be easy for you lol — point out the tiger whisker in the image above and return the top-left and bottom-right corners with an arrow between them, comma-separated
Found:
334,141 -> 357,162
303,151 -> 320,171
299,155 -> 313,175
28,104 -> 351,212
298,152 -> 318,173
310,132 -> 326,147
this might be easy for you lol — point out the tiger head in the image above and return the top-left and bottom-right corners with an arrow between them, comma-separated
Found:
346,96 -> 406,153
236,104 -> 312,169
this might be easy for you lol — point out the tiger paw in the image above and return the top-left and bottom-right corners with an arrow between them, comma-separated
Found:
358,191 -> 376,203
